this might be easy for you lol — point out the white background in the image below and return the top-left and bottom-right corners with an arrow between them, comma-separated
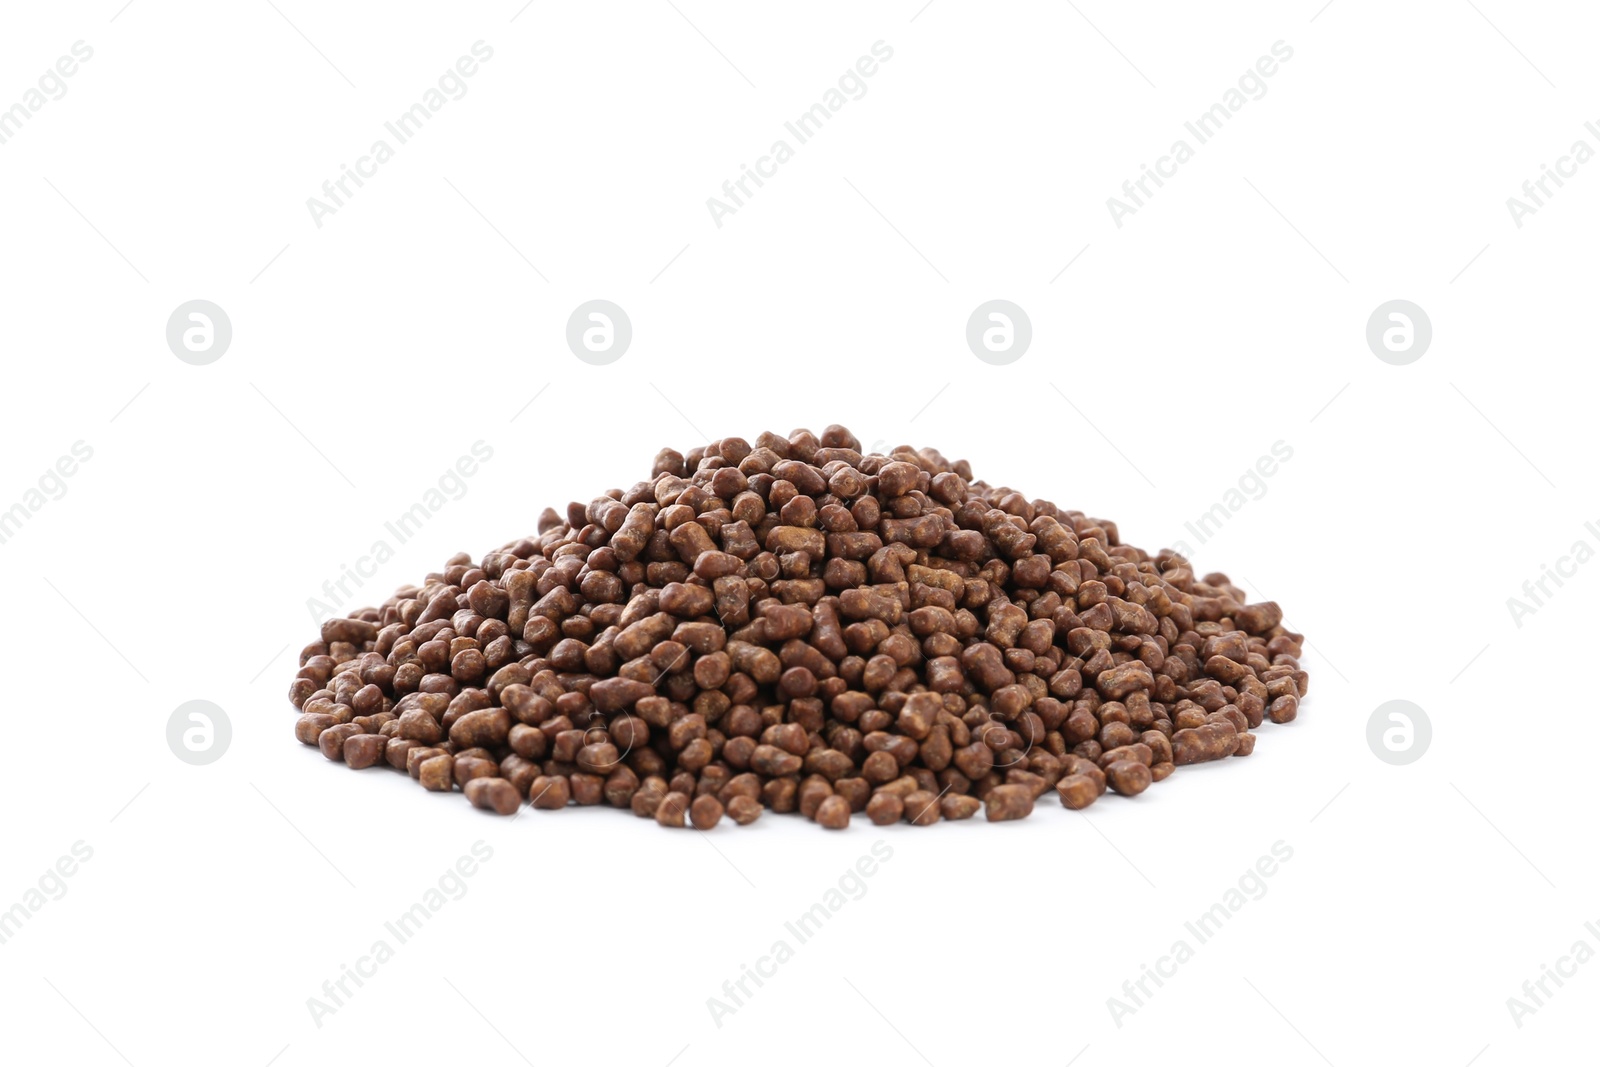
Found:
1,2 -> 1593,1064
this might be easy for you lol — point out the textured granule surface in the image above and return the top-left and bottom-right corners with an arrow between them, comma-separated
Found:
290,425 -> 1307,828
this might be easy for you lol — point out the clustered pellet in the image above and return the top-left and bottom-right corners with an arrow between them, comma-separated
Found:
289,426 -> 1308,829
